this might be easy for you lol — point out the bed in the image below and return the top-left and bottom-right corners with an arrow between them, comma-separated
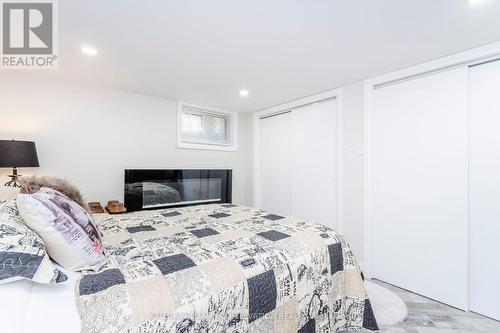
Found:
74,203 -> 377,332
0,265 -> 81,333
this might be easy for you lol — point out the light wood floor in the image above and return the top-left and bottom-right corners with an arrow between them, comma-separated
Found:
371,279 -> 500,333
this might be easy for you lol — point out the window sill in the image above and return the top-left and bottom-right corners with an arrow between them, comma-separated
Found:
177,142 -> 237,151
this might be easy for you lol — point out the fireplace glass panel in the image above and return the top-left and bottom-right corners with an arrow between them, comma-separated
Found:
140,178 -> 222,208
124,169 -> 232,212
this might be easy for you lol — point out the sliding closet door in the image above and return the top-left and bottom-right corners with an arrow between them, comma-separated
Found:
291,100 -> 338,229
260,99 -> 338,227
469,60 -> 500,321
372,68 -> 469,309
260,112 -> 292,215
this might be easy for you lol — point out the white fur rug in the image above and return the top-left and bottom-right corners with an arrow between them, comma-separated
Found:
365,280 -> 408,327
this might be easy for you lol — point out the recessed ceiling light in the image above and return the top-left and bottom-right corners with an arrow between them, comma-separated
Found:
81,45 -> 98,57
469,0 -> 488,5
239,89 -> 249,97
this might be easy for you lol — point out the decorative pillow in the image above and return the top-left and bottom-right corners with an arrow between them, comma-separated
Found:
0,199 -> 68,284
19,175 -> 91,213
16,187 -> 106,272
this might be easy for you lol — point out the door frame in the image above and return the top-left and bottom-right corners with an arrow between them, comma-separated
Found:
363,41 -> 500,280
253,88 -> 344,232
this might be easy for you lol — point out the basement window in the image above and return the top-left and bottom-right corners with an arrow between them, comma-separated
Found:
177,102 -> 238,151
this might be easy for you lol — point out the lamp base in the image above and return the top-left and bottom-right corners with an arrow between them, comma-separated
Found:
4,168 -> 21,188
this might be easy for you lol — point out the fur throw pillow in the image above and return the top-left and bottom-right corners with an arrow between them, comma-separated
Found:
19,176 -> 90,213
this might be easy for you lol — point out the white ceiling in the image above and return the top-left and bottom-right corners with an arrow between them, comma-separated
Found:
43,0 -> 500,112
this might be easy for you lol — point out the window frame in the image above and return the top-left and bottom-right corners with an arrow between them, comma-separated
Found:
177,102 -> 238,151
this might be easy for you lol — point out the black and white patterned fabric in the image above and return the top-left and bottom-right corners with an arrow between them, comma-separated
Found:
0,199 -> 67,284
76,204 -> 377,332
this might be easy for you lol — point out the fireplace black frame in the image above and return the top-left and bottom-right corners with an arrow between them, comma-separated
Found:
124,169 -> 232,212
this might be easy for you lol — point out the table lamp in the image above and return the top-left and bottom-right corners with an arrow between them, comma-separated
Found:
0,140 -> 40,187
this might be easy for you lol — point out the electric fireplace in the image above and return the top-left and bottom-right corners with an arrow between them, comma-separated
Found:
124,169 -> 232,212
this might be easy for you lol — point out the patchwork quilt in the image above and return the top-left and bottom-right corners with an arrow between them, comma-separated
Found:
75,204 -> 378,332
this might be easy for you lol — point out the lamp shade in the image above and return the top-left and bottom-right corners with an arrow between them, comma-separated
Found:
0,140 -> 39,168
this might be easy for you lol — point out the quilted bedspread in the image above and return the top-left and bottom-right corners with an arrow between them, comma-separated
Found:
75,204 -> 378,332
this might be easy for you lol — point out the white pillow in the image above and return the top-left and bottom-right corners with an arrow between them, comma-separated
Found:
16,187 -> 106,271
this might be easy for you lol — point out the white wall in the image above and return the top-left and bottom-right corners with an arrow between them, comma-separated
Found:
0,73 -> 252,206
1,72 -> 365,263
341,82 -> 365,262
